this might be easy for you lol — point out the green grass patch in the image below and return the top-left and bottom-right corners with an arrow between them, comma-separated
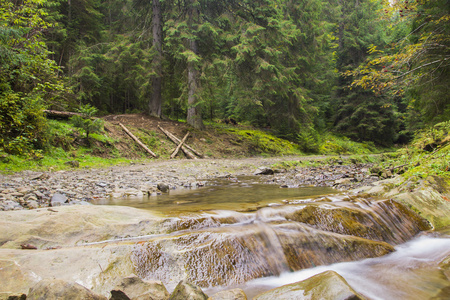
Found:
0,148 -> 132,173
318,134 -> 379,155
225,127 -> 303,155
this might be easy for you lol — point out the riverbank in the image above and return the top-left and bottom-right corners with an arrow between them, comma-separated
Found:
0,156 -> 384,211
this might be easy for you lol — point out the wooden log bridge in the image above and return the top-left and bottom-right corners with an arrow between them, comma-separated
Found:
158,125 -> 201,159
119,123 -> 158,158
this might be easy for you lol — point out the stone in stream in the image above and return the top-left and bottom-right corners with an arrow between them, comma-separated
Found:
27,279 -> 107,300
157,183 -> 170,193
253,270 -> 366,300
169,280 -> 208,300
110,275 -> 169,300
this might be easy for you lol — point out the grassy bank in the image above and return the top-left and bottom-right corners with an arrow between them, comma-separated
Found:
1,116 -> 398,173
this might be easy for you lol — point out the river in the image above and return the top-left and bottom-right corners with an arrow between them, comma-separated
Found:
94,176 -> 448,299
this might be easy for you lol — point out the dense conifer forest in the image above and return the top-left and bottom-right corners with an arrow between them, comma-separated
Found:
1,0 -> 449,155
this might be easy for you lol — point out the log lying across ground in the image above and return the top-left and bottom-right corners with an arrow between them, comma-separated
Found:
44,110 -> 81,118
170,132 -> 189,159
119,123 -> 158,158
158,126 -> 200,159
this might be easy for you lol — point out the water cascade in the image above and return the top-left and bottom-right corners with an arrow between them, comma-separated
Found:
130,195 -> 431,290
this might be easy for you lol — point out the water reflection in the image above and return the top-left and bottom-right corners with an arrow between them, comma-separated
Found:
93,177 -> 337,216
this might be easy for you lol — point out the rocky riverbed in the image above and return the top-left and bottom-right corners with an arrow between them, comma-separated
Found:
0,157 -> 384,211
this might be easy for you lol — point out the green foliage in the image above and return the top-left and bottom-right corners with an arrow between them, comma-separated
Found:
319,134 -> 377,155
70,104 -> 103,139
375,121 -> 450,179
0,0 -> 70,155
347,0 -> 450,128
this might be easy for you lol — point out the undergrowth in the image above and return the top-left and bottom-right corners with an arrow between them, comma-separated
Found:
373,121 -> 450,180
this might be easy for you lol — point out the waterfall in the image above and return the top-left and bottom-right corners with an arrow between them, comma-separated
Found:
130,195 -> 431,289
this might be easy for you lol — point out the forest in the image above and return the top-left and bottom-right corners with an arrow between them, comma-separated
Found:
0,0 -> 449,156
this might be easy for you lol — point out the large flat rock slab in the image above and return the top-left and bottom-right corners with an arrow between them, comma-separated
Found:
0,205 -> 163,249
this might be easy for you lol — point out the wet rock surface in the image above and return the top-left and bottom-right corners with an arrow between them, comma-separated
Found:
27,279 -> 107,300
253,270 -> 366,300
0,157 -> 383,211
110,275 -> 169,300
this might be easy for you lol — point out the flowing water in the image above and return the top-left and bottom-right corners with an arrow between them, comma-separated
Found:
94,176 -> 449,299
231,234 -> 450,299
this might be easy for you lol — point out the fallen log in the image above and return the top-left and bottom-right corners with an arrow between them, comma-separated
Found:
158,126 -> 197,159
170,134 -> 204,158
158,126 -> 203,158
119,123 -> 158,158
44,110 -> 81,118
171,132 -> 189,159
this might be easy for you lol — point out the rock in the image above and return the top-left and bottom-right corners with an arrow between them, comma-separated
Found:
3,294 -> 27,300
285,200 -> 430,245
50,193 -> 68,206
34,190 -> 45,199
157,183 -> 170,193
27,278 -> 107,300
254,167 -> 274,175
334,178 -> 353,185
370,166 -> 382,176
381,170 -> 393,179
20,243 -> 37,250
133,220 -> 394,287
253,270 -> 365,300
110,275 -> 169,300
96,182 -> 108,187
26,200 -> 39,209
208,288 -> 247,300
1,200 -> 22,211
169,280 -> 208,300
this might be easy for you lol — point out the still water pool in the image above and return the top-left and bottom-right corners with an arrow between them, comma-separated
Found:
93,176 -> 337,216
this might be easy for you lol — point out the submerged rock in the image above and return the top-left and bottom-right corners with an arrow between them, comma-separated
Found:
253,270 -> 365,300
27,279 -> 107,300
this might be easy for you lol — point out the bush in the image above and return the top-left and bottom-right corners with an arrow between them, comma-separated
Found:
70,105 -> 104,139
0,93 -> 48,155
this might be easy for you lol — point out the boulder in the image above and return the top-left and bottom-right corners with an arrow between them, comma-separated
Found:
157,183 -> 170,193
27,279 -> 106,300
392,176 -> 450,229
50,193 -> 68,207
254,167 -> 274,175
110,275 -> 169,300
253,270 -> 365,300
208,288 -> 247,300
169,280 -> 208,300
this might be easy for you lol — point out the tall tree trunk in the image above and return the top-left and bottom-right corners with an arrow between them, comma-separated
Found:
149,0 -> 162,118
186,1 -> 205,130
